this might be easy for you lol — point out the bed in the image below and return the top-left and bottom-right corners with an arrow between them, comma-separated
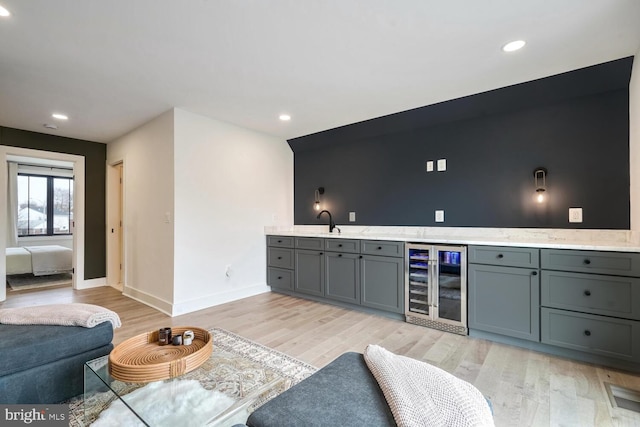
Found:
6,245 -> 72,276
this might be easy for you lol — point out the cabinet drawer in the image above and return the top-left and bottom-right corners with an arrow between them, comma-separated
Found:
325,239 -> 360,253
267,235 -> 294,248
468,246 -> 539,268
267,248 -> 294,269
541,271 -> 640,320
541,249 -> 640,277
295,237 -> 324,250
267,267 -> 293,290
361,240 -> 404,257
541,308 -> 640,362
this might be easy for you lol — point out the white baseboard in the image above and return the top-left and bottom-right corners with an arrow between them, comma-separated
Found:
76,277 -> 107,289
123,286 -> 173,316
171,283 -> 271,317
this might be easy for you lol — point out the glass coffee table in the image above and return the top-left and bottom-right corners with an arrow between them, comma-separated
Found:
84,350 -> 285,426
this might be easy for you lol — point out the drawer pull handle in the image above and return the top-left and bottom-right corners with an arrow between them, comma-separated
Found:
319,252 -> 323,255
584,330 -> 591,337
497,254 -> 504,259
584,259 -> 591,265
378,246 -> 382,250
277,256 -> 282,260
338,254 -> 343,257
277,240 -> 282,243
531,271 -> 538,276
338,244 -> 343,247
277,276 -> 282,280
359,255 -> 363,259
584,290 -> 591,296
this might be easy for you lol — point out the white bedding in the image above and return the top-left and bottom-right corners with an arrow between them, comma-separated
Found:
6,247 -> 32,275
6,245 -> 72,276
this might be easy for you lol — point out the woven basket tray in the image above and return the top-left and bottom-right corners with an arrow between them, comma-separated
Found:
108,326 -> 212,383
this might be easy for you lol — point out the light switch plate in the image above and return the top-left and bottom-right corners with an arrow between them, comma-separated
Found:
426,161 -> 434,172
435,210 -> 445,222
349,212 -> 356,222
437,159 -> 447,171
569,208 -> 583,223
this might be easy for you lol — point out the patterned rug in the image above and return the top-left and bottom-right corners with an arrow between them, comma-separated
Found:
69,328 -> 317,426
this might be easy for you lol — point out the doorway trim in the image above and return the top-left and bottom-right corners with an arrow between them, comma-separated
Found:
0,146 -> 85,302
106,159 -> 124,290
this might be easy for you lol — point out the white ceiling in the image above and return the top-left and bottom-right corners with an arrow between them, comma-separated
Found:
0,1 -> 639,144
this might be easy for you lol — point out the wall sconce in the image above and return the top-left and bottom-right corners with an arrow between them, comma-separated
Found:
314,187 -> 325,211
534,168 -> 547,203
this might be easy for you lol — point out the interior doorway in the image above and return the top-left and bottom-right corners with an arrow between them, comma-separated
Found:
0,146 -> 86,303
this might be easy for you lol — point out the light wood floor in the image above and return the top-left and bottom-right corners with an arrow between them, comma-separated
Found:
3,286 -> 640,426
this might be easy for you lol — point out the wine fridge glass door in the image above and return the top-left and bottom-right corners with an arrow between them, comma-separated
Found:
436,249 -> 463,322
408,247 -> 431,316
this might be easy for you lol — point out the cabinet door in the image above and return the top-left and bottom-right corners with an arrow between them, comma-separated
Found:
325,252 -> 360,304
361,255 -> 404,314
468,264 -> 540,341
295,249 -> 325,297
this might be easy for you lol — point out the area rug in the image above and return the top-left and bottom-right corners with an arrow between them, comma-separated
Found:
68,327 -> 317,426
6,273 -> 72,291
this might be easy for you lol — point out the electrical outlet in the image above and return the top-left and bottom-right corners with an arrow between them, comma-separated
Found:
569,208 -> 583,223
426,161 -> 434,172
349,212 -> 356,222
437,159 -> 447,171
435,210 -> 445,222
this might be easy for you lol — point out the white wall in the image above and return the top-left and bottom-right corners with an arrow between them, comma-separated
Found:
631,51 -> 640,231
172,108 -> 293,315
107,110 -> 175,314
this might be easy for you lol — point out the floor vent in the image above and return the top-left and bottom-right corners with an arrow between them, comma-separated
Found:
604,382 -> 640,413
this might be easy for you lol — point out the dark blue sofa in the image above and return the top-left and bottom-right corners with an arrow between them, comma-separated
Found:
0,322 -> 113,404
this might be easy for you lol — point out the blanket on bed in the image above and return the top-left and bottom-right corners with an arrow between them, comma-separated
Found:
25,245 -> 72,276
0,303 -> 121,328
364,345 -> 494,427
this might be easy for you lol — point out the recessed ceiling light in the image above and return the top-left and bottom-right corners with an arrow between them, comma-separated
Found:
52,113 -> 69,120
279,114 -> 291,121
0,5 -> 10,17
502,40 -> 526,52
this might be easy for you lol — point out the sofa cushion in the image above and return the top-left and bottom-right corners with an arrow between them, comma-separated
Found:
0,322 -> 113,376
246,352 -> 396,427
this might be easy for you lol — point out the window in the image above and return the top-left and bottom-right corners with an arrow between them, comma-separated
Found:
17,174 -> 73,236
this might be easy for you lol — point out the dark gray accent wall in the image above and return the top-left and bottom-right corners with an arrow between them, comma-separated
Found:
1,127 -> 106,279
290,57 -> 633,229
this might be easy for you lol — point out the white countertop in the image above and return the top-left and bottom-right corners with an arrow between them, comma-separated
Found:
264,225 -> 640,252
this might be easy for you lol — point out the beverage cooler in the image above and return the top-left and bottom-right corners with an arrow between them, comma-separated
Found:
405,243 -> 467,335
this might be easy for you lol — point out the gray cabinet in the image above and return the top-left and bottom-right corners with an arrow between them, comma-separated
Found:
541,249 -> 640,277
295,249 -> 325,297
468,263 -> 540,341
468,246 -> 541,341
361,255 -> 404,313
325,252 -> 360,304
541,308 -> 640,363
540,249 -> 640,362
266,236 -> 295,291
469,246 -> 539,268
267,235 -> 404,316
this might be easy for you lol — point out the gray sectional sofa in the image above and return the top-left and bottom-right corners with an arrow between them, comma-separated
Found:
0,322 -> 113,404
245,352 -> 396,426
